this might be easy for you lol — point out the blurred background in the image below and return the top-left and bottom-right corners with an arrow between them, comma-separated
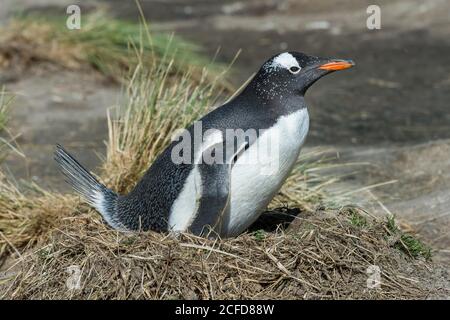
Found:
0,0 -> 449,263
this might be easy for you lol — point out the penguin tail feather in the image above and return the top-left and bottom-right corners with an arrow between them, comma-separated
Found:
54,144 -> 123,230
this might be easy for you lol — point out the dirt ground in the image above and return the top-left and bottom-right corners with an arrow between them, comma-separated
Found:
1,0 -> 449,267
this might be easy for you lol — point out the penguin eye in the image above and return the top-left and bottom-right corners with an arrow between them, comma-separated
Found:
289,66 -> 301,74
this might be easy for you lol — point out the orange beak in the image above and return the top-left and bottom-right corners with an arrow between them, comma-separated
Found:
318,60 -> 355,71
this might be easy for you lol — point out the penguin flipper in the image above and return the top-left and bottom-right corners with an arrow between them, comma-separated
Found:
189,161 -> 231,237
189,139 -> 247,237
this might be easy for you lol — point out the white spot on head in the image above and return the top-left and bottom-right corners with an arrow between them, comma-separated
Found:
266,52 -> 300,72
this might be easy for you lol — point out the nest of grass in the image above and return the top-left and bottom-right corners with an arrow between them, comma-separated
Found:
1,207 -> 442,299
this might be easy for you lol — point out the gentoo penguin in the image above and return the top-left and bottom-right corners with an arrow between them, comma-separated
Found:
55,51 -> 354,237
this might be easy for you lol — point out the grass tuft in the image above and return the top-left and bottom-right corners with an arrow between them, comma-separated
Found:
386,215 -> 432,260
346,207 -> 368,228
0,89 -> 15,160
0,89 -> 13,133
0,13 -> 230,87
252,230 -> 266,241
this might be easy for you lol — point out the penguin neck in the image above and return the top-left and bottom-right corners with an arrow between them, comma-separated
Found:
238,83 -> 307,115
273,94 -> 307,115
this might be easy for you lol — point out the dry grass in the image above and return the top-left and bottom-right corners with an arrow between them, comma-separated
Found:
0,89 -> 11,132
0,176 -> 72,260
1,207 -> 443,299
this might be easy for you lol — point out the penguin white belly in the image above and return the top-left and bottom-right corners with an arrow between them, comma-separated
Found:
224,108 -> 309,237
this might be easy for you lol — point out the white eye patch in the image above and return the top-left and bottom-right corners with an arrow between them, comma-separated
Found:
267,52 -> 301,74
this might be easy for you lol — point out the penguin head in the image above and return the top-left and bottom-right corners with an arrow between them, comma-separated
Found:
250,51 -> 354,98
